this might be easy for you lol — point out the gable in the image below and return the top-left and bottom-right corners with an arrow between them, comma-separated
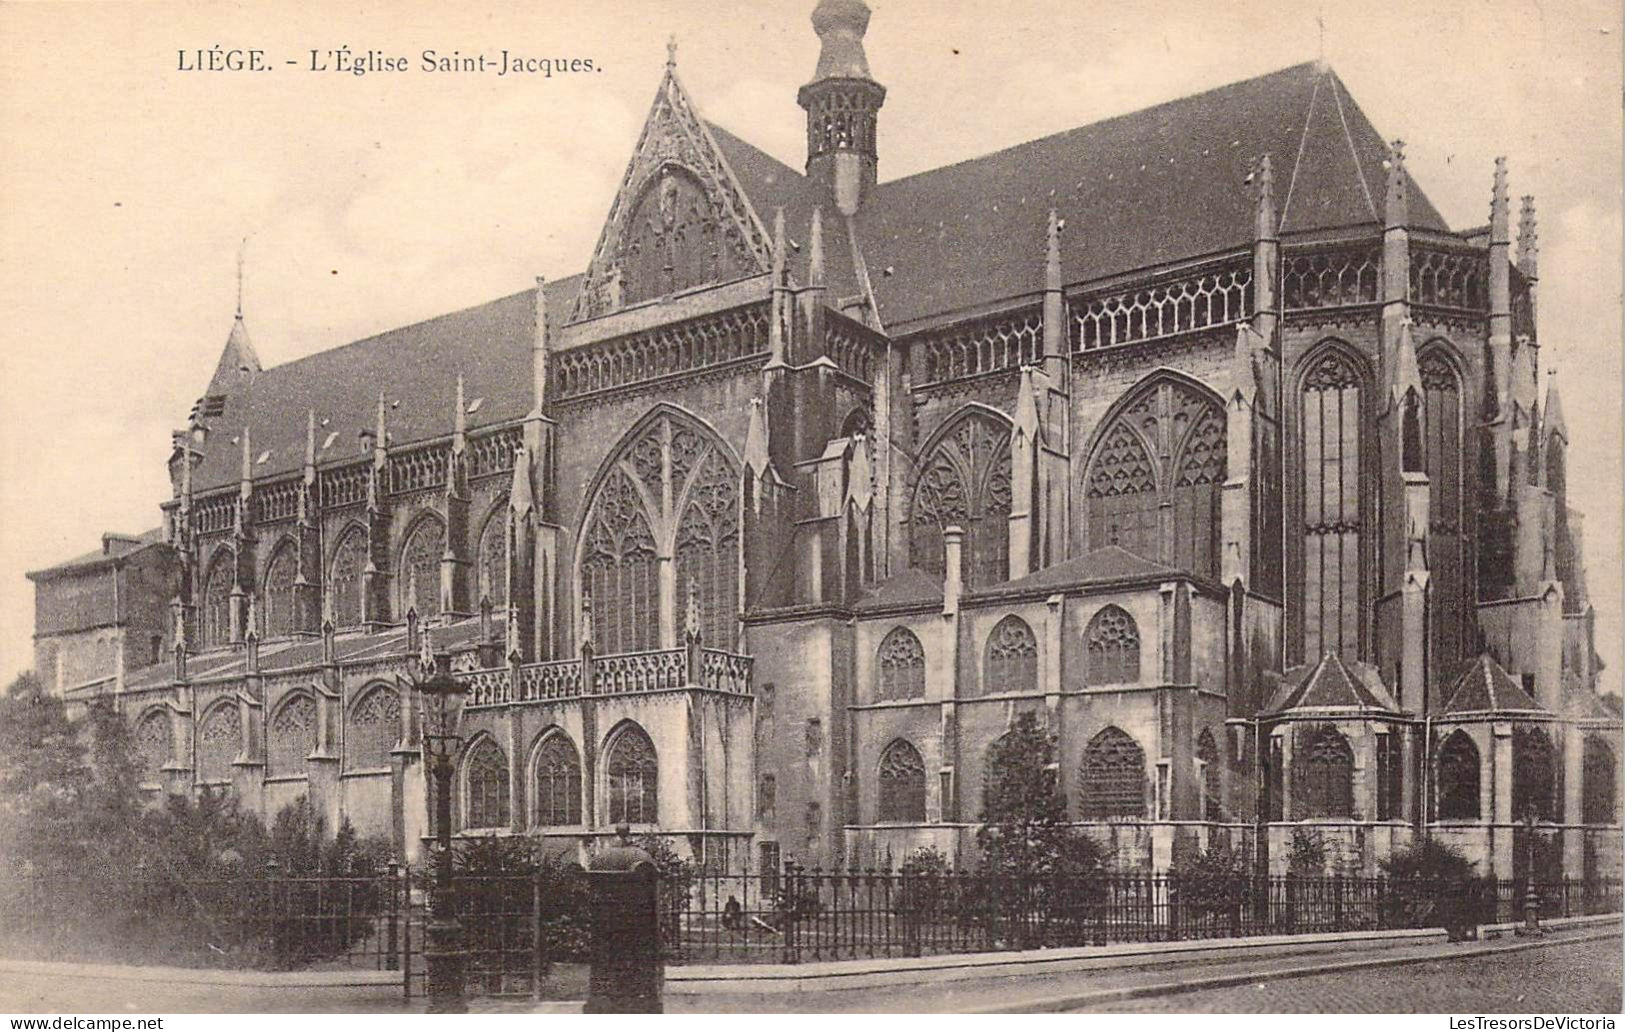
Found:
572,68 -> 774,322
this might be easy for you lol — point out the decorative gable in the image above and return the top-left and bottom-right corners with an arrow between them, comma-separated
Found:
572,65 -> 773,322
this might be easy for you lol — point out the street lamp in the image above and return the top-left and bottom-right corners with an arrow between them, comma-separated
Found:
1520,808 -> 1545,936
409,636 -> 469,1013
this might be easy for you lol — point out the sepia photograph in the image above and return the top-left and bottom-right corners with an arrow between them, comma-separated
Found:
0,0 -> 1620,1018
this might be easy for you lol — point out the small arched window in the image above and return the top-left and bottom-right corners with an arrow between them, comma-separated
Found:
534,732 -> 583,827
196,701 -> 241,783
876,627 -> 926,701
983,616 -> 1038,696
267,692 -> 317,778
135,709 -> 170,784
478,510 -> 509,609
606,724 -> 658,825
1436,730 -> 1481,821
262,543 -> 298,638
347,685 -> 400,771
878,739 -> 927,823
328,529 -> 366,629
1512,726 -> 1557,822
1086,606 -> 1140,684
1296,726 -> 1354,818
401,517 -> 445,620
1196,728 -> 1221,821
201,551 -> 234,649
1582,735 -> 1615,825
464,738 -> 510,830
1079,726 -> 1146,818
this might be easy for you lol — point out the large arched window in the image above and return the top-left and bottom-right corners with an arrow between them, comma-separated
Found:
619,166 -> 753,307
1300,347 -> 1365,660
982,615 -> 1038,696
201,550 -> 234,649
135,708 -> 170,784
1197,728 -> 1222,821
1512,726 -> 1557,822
876,627 -> 926,701
400,516 -> 444,620
1420,347 -> 1466,671
1436,729 -> 1481,821
606,724 -> 659,825
463,738 -> 510,830
347,684 -> 399,771
1083,375 -> 1225,579
1085,605 -> 1140,684
328,528 -> 365,629
534,731 -> 583,827
1296,726 -> 1354,818
1583,735 -> 1617,825
261,541 -> 298,638
267,692 -> 317,778
1080,726 -> 1146,818
878,739 -> 927,823
909,408 -> 1012,588
196,700 -> 241,783
579,410 -> 740,654
477,509 -> 508,609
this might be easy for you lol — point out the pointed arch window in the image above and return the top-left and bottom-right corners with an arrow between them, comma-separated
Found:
1084,377 -> 1225,579
909,409 -> 1012,588
477,510 -> 509,609
1296,725 -> 1354,818
201,551 -> 234,649
534,732 -> 583,827
196,701 -> 241,783
347,685 -> 400,771
464,738 -> 510,830
1301,348 -> 1365,660
1436,729 -> 1481,821
1512,726 -> 1557,822
1197,728 -> 1222,821
606,724 -> 658,825
1582,735 -> 1616,825
675,448 -> 740,647
620,166 -> 751,307
329,530 -> 365,630
262,543 -> 298,638
876,627 -> 926,701
401,517 -> 444,620
135,709 -> 170,784
1080,726 -> 1146,818
878,739 -> 927,823
1420,348 -> 1466,669
267,692 -> 317,777
982,615 -> 1037,696
1086,605 -> 1140,684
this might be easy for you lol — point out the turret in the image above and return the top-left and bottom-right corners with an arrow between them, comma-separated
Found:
797,0 -> 886,216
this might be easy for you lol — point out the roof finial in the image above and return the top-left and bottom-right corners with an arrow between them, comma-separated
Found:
1490,156 -> 1510,245
666,34 -> 677,70
1315,7 -> 1328,69
808,207 -> 825,288
1518,195 -> 1539,279
235,235 -> 248,319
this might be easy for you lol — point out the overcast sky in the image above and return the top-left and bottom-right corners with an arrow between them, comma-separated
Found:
0,0 -> 1618,693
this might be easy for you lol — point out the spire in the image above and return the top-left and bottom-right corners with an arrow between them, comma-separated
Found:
1544,369 -> 1567,442
666,34 -> 677,71
743,396 -> 771,511
1384,140 -> 1407,230
1490,156 -> 1510,246
1391,317 -> 1422,408
798,0 -> 885,215
808,207 -> 826,288
1518,195 -> 1539,279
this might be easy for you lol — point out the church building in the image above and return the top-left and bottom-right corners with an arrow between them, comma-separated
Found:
32,0 -> 1620,881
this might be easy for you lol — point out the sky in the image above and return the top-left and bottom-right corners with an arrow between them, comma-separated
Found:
0,0 -> 1619,693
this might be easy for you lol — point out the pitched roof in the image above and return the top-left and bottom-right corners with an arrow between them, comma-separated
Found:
1439,654 -> 1544,715
990,545 -> 1184,595
1266,652 -> 1400,713
28,527 -> 168,579
854,567 -> 942,612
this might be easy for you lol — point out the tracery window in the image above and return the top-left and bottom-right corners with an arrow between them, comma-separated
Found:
580,411 -> 739,653
606,724 -> 659,825
328,529 -> 365,629
464,738 -> 510,830
534,732 -> 582,827
982,615 -> 1038,696
401,516 -> 444,620
196,701 -> 241,783
477,509 -> 509,609
909,408 -> 1012,588
1080,726 -> 1146,818
1301,348 -> 1365,660
1420,348 -> 1466,670
1512,726 -> 1557,822
347,685 -> 399,771
1583,735 -> 1617,825
1295,725 -> 1354,818
135,709 -> 170,783
877,739 -> 927,823
1436,730 -> 1481,821
1085,606 -> 1140,684
201,551 -> 234,649
1197,728 -> 1222,821
261,542 -> 298,638
876,627 -> 926,701
1084,376 -> 1225,579
620,166 -> 752,307
267,692 -> 317,777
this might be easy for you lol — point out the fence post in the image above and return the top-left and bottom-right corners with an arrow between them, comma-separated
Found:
782,861 -> 801,965
386,861 -> 401,972
531,871 -> 546,1000
1333,874 -> 1344,931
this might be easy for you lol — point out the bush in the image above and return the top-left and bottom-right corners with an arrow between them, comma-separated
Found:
1380,838 -> 1484,933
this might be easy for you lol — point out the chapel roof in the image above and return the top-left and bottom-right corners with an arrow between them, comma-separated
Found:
1438,653 -> 1545,715
1266,652 -> 1401,714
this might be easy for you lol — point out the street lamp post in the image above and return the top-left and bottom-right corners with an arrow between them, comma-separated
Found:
1520,809 -> 1544,937
411,640 -> 470,1013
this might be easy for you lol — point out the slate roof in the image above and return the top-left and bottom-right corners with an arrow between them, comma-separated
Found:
990,545 -> 1185,595
1439,654 -> 1544,715
1266,652 -> 1401,714
854,567 -> 942,612
28,527 -> 168,579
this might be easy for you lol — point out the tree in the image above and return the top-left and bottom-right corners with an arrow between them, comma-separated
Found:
0,672 -> 89,876
977,711 -> 1107,877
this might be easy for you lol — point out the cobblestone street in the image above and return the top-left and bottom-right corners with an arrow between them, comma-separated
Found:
1070,936 -> 1624,1013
